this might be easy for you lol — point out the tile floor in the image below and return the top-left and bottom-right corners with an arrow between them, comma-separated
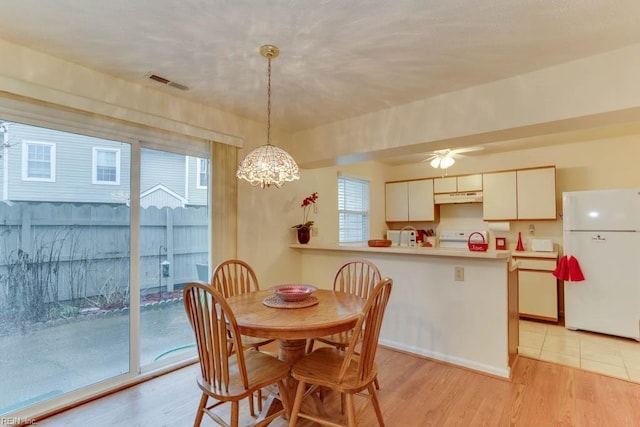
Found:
519,319 -> 640,383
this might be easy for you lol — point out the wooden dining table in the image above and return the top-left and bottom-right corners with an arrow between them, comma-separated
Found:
225,288 -> 366,419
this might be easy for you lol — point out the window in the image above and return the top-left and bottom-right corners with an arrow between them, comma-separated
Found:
22,141 -> 55,181
93,147 -> 120,185
338,175 -> 370,243
196,157 -> 208,188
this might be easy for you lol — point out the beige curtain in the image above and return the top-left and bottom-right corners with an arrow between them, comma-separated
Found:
211,141 -> 238,268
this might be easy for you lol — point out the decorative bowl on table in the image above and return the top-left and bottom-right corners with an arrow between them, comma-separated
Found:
271,284 -> 317,302
368,239 -> 392,247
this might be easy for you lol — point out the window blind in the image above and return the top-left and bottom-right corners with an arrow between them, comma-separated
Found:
338,175 -> 370,243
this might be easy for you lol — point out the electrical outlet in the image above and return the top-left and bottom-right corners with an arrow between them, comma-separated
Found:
312,227 -> 319,237
454,266 -> 464,281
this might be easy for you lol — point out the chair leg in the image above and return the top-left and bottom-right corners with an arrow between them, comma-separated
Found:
306,338 -> 315,353
345,393 -> 357,427
277,379 -> 291,416
194,393 -> 208,427
289,379 -> 307,426
367,383 -> 385,427
230,400 -> 240,427
374,375 -> 380,390
248,392 -> 256,416
257,389 -> 263,412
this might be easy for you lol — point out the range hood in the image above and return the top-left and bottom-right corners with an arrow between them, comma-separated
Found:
434,191 -> 483,204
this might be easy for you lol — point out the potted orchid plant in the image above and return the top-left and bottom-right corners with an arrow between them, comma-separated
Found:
292,192 -> 318,243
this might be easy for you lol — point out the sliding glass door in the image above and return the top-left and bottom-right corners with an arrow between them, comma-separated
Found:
0,121 -> 132,414
0,120 -> 210,416
138,147 -> 207,368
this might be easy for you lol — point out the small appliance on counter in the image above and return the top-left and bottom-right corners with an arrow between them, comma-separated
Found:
439,230 -> 488,249
386,229 -> 417,247
530,238 -> 554,252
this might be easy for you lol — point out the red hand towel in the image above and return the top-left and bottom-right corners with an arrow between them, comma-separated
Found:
553,255 -> 568,280
567,256 -> 585,282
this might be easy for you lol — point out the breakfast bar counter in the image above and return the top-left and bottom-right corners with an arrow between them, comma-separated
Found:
290,242 -> 512,259
290,242 -> 519,379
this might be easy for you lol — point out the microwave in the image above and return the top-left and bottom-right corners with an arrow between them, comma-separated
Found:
386,230 -> 417,247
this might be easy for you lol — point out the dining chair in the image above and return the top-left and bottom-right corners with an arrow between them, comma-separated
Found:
289,277 -> 393,427
183,281 -> 290,427
306,259 -> 381,353
210,259 -> 276,415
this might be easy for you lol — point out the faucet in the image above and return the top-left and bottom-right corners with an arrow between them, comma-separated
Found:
399,225 -> 417,247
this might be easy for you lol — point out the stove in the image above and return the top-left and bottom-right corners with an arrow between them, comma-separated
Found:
438,230 -> 488,249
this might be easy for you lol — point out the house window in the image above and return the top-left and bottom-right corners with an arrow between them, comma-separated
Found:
93,147 -> 120,185
338,175 -> 370,243
22,141 -> 56,181
196,157 -> 208,188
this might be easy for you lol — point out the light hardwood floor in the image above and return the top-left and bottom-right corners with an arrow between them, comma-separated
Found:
37,345 -> 640,426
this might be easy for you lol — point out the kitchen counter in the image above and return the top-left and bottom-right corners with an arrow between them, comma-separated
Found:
291,242 -> 519,379
510,250 -> 558,259
290,242 -> 512,260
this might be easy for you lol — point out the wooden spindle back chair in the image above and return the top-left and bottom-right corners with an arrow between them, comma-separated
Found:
289,277 -> 393,427
183,281 -> 289,427
307,259 -> 381,353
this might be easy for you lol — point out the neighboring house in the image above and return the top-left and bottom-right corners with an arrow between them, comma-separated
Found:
0,121 -> 208,207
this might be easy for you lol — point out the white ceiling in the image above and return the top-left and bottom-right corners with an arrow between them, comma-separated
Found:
2,1 -> 640,160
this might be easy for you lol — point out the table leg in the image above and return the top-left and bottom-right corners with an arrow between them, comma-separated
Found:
279,338 -> 307,412
257,339 -> 307,422
278,338 -> 307,365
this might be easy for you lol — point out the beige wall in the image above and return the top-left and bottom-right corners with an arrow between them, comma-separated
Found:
288,43 -> 640,169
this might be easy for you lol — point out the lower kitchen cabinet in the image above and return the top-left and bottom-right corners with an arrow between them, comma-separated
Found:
514,253 -> 558,322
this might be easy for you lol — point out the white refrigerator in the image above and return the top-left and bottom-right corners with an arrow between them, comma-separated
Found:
563,188 -> 640,340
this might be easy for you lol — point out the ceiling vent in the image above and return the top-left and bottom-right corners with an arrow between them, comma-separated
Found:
144,73 -> 189,91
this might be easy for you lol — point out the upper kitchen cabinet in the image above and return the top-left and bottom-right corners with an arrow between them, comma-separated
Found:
457,174 -> 483,192
483,171 -> 517,220
385,179 -> 435,222
517,166 -> 557,220
385,181 -> 408,222
483,166 -> 557,221
408,179 -> 436,220
433,174 -> 482,193
433,176 -> 457,193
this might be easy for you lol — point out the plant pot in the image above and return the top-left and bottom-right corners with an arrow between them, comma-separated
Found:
297,226 -> 311,244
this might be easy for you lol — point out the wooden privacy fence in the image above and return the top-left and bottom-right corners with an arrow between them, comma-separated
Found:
0,202 -> 208,304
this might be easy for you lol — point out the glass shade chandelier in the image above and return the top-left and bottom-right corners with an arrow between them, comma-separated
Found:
430,154 -> 455,169
236,45 -> 300,188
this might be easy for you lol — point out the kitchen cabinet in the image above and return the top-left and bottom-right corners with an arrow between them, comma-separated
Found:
517,167 -> 557,220
385,179 -> 435,221
434,174 -> 482,193
483,166 -> 556,221
513,252 -> 558,322
434,177 -> 457,193
385,182 -> 408,222
483,171 -> 517,220
457,174 -> 483,192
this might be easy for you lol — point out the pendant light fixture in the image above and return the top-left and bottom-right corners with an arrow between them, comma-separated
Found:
236,45 -> 300,188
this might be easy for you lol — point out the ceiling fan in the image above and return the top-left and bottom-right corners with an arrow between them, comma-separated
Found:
423,146 -> 485,170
